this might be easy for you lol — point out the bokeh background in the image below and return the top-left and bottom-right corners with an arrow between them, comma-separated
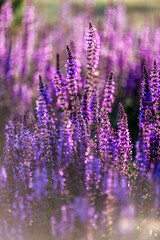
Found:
1,0 -> 160,25
32,0 -> 160,25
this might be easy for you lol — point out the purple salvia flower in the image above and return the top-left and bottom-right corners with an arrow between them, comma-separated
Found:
138,65 -> 160,168
90,87 -> 101,156
83,23 -> 95,126
36,92 -> 49,137
90,87 -> 99,125
53,53 -> 68,110
150,60 -> 159,113
14,121 -> 31,192
36,76 -> 56,170
100,112 -> 112,161
66,45 -> 78,102
17,116 -> 37,192
84,23 -> 100,126
73,95 -> 88,145
85,22 -> 94,90
100,71 -> 115,116
100,113 -> 116,169
61,110 -> 72,167
143,108 -> 156,167
149,61 -> 160,164
117,103 -> 133,178
139,66 -> 152,128
92,25 -> 100,72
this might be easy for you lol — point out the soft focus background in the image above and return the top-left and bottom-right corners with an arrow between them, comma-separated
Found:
3,0 -> 160,25
33,0 -> 160,24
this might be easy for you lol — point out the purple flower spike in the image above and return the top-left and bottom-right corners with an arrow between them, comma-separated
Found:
150,60 -> 159,114
66,45 -> 78,104
101,71 -> 115,116
54,53 -> 68,110
117,103 -> 133,178
139,66 -> 152,128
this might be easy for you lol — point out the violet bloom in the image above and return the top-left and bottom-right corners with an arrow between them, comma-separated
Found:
84,23 -> 94,118
66,45 -> 78,103
117,103 -> 133,178
85,22 -> 95,90
138,65 -> 160,168
72,94 -> 88,145
99,112 -> 116,169
100,71 -> 115,116
139,66 -> 152,128
92,25 -> 101,73
53,54 -> 68,110
150,60 -> 159,113
36,76 -> 56,169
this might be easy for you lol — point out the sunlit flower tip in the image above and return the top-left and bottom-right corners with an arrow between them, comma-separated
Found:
89,22 -> 93,29
66,45 -> 72,59
118,102 -> 125,120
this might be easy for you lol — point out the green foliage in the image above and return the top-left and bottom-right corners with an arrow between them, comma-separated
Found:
0,0 -> 25,26
12,0 -> 25,26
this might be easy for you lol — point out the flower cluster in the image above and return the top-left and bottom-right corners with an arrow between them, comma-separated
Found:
0,1 -> 160,239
